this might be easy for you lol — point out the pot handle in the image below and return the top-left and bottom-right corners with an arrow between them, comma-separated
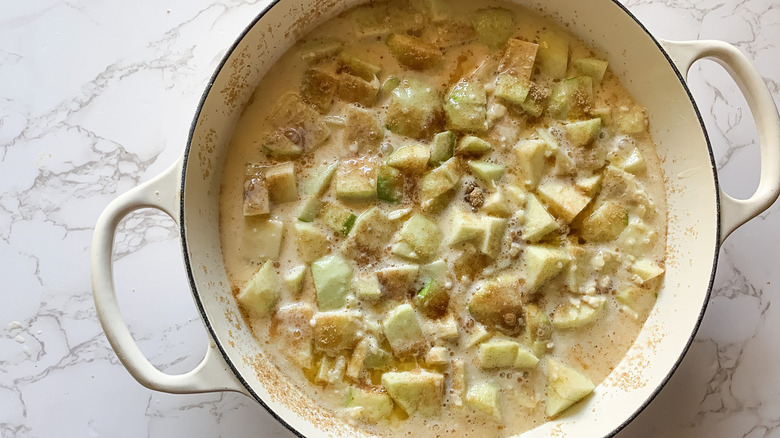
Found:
660,39 -> 780,244
91,160 -> 248,395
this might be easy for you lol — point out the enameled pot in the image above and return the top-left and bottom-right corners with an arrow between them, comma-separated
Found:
91,0 -> 780,436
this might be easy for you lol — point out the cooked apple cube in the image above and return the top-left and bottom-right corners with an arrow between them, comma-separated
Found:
311,254 -> 354,310
616,285 -> 646,311
425,346 -> 449,365
498,38 -> 538,80
572,57 -> 608,83
265,162 -> 298,204
298,38 -> 344,63
472,7 -> 514,49
355,274 -> 382,302
387,33 -> 443,70
524,303 -> 553,357
377,264 -> 419,299
514,139 -> 547,189
564,118 -> 601,147
519,82 -> 549,117
548,76 -> 593,120
297,196 -> 321,222
552,296 -> 606,329
386,77 -> 443,139
482,189 -> 512,217
616,104 -> 647,133
580,201 -> 628,242
445,81 -> 487,133
468,160 -> 506,183
514,347 -> 540,369
264,93 -> 331,151
237,260 -> 280,316
523,245 -> 569,293
466,382 -> 502,420
316,355 -> 347,384
422,313 -> 460,343
451,359 -> 467,407
345,386 -> 393,422
537,30 -> 569,79
339,52 -> 381,81
301,67 -> 339,113
283,265 -> 307,296
320,201 -> 356,236
420,157 -> 461,212
575,174 -> 602,197
545,358 -> 595,417
457,136 -> 492,156
382,303 -> 426,355
494,73 -> 531,105
630,259 -> 665,283
396,213 -> 442,261
430,130 -> 456,166
478,339 -> 519,369
342,206 -> 396,256
468,274 -> 524,332
386,144 -> 431,174
303,162 -> 338,196
448,208 -> 484,245
313,310 -> 363,353
336,158 -> 377,203
344,105 -> 384,153
243,166 -> 270,216
480,216 -> 507,259
295,223 -> 330,263
242,218 -> 284,261
536,180 -> 592,224
272,303 -> 314,368
382,370 -> 444,417
523,193 -> 560,242
621,147 -> 646,174
337,72 -> 380,107
415,278 -> 450,318
377,165 -> 404,203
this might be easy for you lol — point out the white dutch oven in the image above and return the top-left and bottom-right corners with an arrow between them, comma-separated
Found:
91,0 -> 780,436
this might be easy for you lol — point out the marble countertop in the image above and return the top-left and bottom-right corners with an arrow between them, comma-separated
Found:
2,0 -> 778,436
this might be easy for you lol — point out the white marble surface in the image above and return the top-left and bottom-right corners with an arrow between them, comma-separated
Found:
1,0 -> 778,436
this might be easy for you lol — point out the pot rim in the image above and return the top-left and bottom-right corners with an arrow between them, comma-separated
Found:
178,0 -> 722,436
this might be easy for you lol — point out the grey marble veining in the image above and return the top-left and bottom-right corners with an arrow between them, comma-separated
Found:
1,0 -> 778,436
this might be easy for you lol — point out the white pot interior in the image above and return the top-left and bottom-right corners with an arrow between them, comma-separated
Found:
180,0 -> 719,436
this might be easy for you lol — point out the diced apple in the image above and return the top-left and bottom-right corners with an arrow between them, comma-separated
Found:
472,7 -> 515,49
345,386 -> 393,422
272,303 -> 314,368
545,358 -> 595,417
468,274 -> 524,332
498,38 -> 538,81
283,265 -> 307,296
386,78 -> 443,139
387,33 -> 442,70
630,259 -> 665,283
468,160 -> 506,183
480,216 -> 507,259
355,274 -> 382,301
572,57 -> 608,82
377,264 -> 419,299
344,105 -> 384,153
466,382 -> 502,420
313,310 -> 363,353
456,135 -> 492,156
237,260 -> 279,316
448,208 -> 485,245
552,296 -> 606,329
414,278 -> 450,318
311,254 -> 354,310
445,81 -> 487,133
295,223 -> 330,263
430,130 -> 456,166
342,206 -> 396,257
387,144 -> 431,174
382,370 -> 444,417
523,245 -> 569,293
425,346 -> 449,365
522,193 -> 560,242
396,213 -> 442,261
243,166 -> 269,216
242,218 -> 284,261
564,118 -> 601,147
514,139 -> 547,189
420,157 -> 461,212
382,304 -> 427,355
537,30 -> 569,79
536,180 -> 592,224
478,339 -> 519,369
580,201 -> 628,242
336,158 -> 377,203
265,162 -> 298,204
